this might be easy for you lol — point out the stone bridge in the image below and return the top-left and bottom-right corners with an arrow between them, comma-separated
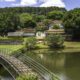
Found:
0,52 -> 60,80
0,53 -> 33,80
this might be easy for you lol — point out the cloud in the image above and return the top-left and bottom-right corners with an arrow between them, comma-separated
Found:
12,0 -> 37,6
5,0 -> 15,1
40,0 -> 65,7
11,0 -> 65,8
0,0 -> 15,2
20,0 -> 37,6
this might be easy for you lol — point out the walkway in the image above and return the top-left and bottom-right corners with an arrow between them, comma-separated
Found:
0,51 -> 60,80
13,52 -> 60,80
0,53 -> 33,79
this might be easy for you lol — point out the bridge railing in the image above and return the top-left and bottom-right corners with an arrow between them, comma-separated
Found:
0,48 -> 60,80
0,50 -> 36,79
12,51 -> 60,80
0,53 -> 19,79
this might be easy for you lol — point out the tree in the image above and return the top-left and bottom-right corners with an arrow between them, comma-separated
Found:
0,7 -> 66,15
20,13 -> 36,28
46,34 -> 64,48
63,8 -> 80,40
43,19 -> 52,28
25,37 -> 37,50
20,13 -> 32,22
24,20 -> 37,28
0,12 -> 20,35
36,22 -> 48,31
34,15 -> 45,22
47,11 -> 64,20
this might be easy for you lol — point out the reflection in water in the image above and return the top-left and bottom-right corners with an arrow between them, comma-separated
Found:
0,64 -> 14,80
26,49 -> 80,80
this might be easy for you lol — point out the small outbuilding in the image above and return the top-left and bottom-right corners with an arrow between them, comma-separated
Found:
8,32 -> 24,37
36,31 -> 46,39
8,28 -> 36,37
45,29 -> 65,35
22,28 -> 36,37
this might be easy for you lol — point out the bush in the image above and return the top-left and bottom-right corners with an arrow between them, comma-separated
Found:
16,73 -> 38,80
34,15 -> 45,22
63,9 -> 80,41
47,11 -> 64,20
24,20 -> 37,28
53,25 -> 60,29
36,26 -> 48,31
25,37 -> 37,50
46,34 -> 64,48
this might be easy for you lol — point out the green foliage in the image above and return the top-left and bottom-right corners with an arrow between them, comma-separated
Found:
19,13 -> 32,23
34,15 -> 45,22
0,7 -> 66,36
19,13 -> 36,28
46,34 -> 64,48
63,8 -> 80,40
25,37 -> 37,50
36,20 -> 49,31
53,25 -> 60,29
0,12 -> 20,35
0,7 -> 66,15
47,11 -> 64,20
24,20 -> 37,28
36,25 -> 48,31
43,19 -> 52,28
16,74 -> 38,80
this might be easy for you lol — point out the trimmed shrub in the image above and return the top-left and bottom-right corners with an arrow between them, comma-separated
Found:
25,37 -> 37,50
46,34 -> 64,48
53,25 -> 60,29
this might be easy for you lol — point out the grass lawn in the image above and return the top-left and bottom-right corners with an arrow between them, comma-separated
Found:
0,37 -> 24,55
1,39 -> 80,55
36,41 -> 80,53
0,45 -> 23,55
36,43 -> 49,49
64,42 -> 80,48
62,42 -> 80,53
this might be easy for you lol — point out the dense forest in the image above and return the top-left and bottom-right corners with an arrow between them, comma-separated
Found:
0,7 -> 80,40
0,7 -> 66,15
0,7 -> 66,35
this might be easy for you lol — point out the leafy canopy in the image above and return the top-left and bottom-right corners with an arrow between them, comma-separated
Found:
46,34 -> 64,48
47,11 -> 64,20
63,8 -> 80,40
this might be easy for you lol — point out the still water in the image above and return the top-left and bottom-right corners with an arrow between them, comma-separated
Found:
0,49 -> 80,80
26,49 -> 80,80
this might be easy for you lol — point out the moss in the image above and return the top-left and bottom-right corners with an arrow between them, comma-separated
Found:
16,73 -> 38,80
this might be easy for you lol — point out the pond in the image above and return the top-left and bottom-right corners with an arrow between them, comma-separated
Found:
25,49 -> 80,80
0,49 -> 80,80
0,64 -> 14,80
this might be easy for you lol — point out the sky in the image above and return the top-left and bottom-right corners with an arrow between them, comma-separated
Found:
0,0 -> 80,10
